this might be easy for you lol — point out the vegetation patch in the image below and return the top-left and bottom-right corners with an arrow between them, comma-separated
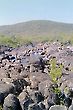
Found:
49,58 -> 63,83
48,58 -> 71,106
0,34 -> 73,47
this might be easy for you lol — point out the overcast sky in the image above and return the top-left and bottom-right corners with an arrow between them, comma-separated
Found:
0,0 -> 73,25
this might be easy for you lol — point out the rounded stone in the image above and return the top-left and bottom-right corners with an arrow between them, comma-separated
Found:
3,94 -> 22,110
49,105 -> 67,110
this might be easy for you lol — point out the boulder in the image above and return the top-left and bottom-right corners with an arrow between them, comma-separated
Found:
28,103 -> 42,110
38,80 -> 52,98
38,102 -> 46,110
3,94 -> 22,110
29,72 -> 51,89
29,90 -> 44,103
21,98 -> 33,110
0,83 -> 14,104
64,97 -> 72,108
13,78 -> 29,95
49,105 -> 67,110
69,104 -> 73,110
18,91 -> 29,110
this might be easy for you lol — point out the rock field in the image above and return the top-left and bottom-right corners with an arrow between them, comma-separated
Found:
0,42 -> 73,110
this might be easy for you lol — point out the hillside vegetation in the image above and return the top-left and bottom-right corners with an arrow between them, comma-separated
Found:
0,20 -> 73,47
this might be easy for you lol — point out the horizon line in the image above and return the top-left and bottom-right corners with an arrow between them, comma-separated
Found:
0,19 -> 73,26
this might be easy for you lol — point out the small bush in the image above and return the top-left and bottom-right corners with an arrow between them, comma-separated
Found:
49,58 -> 63,83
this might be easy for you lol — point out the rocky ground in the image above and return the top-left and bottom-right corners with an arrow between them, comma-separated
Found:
0,42 -> 73,110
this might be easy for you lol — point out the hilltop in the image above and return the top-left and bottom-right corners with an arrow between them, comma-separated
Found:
0,20 -> 73,37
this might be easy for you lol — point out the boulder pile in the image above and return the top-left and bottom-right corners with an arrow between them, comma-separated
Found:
0,42 -> 73,109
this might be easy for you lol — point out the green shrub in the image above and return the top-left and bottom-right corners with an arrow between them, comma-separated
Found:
48,58 -> 66,105
49,58 -> 63,83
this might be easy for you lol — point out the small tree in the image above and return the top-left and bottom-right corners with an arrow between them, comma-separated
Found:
49,58 -> 63,83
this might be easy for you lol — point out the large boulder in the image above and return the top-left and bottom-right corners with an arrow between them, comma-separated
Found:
38,80 -> 52,98
3,94 -> 22,110
20,98 -> 33,110
29,72 -> 51,89
49,105 -> 67,110
0,83 -> 14,104
12,77 -> 29,95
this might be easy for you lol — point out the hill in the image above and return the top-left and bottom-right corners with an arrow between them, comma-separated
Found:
0,20 -> 73,46
0,20 -> 73,37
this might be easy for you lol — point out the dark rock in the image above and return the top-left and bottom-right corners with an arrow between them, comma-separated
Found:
13,78 -> 29,95
38,102 -> 46,110
52,93 -> 60,105
3,94 -> 22,110
0,93 -> 4,104
30,91 -> 44,103
28,103 -> 42,110
46,97 -> 55,109
64,97 -> 72,108
68,89 -> 73,98
22,98 -> 33,110
0,83 -> 14,101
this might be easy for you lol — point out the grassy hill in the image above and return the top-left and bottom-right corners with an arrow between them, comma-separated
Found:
0,20 -> 73,46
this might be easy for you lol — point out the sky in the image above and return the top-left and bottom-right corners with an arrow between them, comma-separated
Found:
0,0 -> 73,25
